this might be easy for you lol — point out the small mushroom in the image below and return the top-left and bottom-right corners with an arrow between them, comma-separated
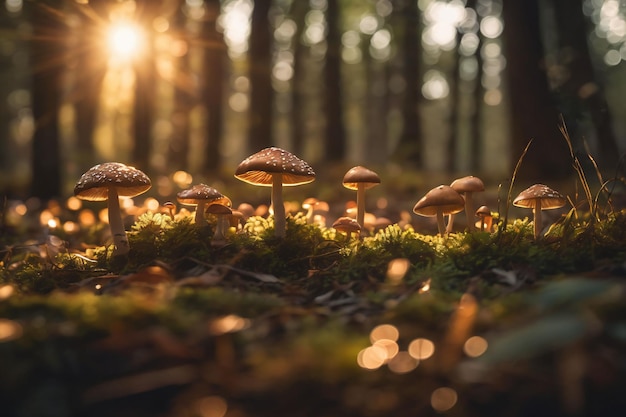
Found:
450,175 -> 485,232
332,216 -> 361,240
177,184 -> 230,227
235,147 -> 316,237
302,197 -> 319,224
342,166 -> 381,233
74,162 -> 151,256
475,205 -> 492,232
413,185 -> 465,236
513,184 -> 566,240
205,203 -> 233,246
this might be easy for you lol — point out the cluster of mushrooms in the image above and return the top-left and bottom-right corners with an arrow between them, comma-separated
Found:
73,147 -> 567,256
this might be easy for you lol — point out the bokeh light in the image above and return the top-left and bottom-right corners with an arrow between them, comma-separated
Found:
107,21 -> 145,60
408,337 -> 435,360
431,387 -> 458,412
463,335 -> 488,357
369,324 -> 399,343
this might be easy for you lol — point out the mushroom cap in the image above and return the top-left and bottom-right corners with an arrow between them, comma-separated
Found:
177,184 -> 230,207
302,197 -> 319,210
513,184 -> 566,210
450,175 -> 485,194
342,166 -> 381,190
205,203 -> 233,216
74,162 -> 151,201
413,185 -> 465,217
475,205 -> 492,218
332,216 -> 361,233
234,147 -> 316,186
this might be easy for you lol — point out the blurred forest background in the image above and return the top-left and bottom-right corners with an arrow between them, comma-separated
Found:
1,0 -> 625,201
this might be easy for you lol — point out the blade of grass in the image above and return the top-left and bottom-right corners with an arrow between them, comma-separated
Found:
499,139 -> 533,238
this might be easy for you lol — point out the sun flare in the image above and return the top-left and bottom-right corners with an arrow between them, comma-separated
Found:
106,21 -> 144,60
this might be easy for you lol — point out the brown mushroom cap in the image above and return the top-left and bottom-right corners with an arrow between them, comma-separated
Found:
450,175 -> 485,193
234,147 -> 316,186
342,166 -> 381,190
205,203 -> 233,216
332,216 -> 361,233
475,205 -> 491,218
413,185 -> 465,217
74,162 -> 151,201
513,184 -> 566,210
177,184 -> 230,207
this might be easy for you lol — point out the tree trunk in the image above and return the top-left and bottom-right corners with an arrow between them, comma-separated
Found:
202,0 -> 226,173
169,0 -> 192,171
289,0 -> 308,157
502,0 -> 570,181
71,0 -> 108,173
30,0 -> 64,199
392,0 -> 422,167
132,0 -> 156,170
324,0 -> 345,161
551,0 -> 620,171
248,0 -> 273,153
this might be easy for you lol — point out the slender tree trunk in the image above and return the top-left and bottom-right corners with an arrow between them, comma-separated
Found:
324,0 -> 345,161
30,0 -> 64,199
447,33 -> 461,173
289,0 -> 308,157
72,0 -> 107,173
248,0 -> 273,153
502,0 -> 570,180
169,0 -> 192,171
202,0 -> 226,173
552,0 -> 620,171
392,0 -> 422,167
132,0 -> 156,170
467,0 -> 482,172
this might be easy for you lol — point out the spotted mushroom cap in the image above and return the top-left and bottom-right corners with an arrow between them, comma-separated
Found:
342,166 -> 381,190
332,216 -> 361,233
513,184 -> 566,210
413,185 -> 465,217
74,162 -> 151,201
234,147 -> 316,186
177,184 -> 230,207
450,175 -> 484,193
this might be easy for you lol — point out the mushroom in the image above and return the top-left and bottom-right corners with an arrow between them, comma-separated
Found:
162,201 -> 177,219
413,185 -> 465,236
234,147 -> 316,238
205,203 -> 233,246
475,205 -> 492,232
177,184 -> 230,227
513,184 -> 566,240
342,166 -> 381,233
302,197 -> 319,224
332,216 -> 361,240
74,162 -> 151,256
450,175 -> 485,232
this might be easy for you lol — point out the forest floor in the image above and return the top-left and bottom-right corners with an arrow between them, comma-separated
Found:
1,175 -> 626,417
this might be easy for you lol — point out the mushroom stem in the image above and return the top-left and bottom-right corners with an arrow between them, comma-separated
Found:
356,183 -> 366,230
533,199 -> 543,240
107,187 -> 129,256
272,173 -> 286,237
464,192 -> 475,231
436,209 -> 446,236
446,213 -> 455,233
194,202 -> 207,226
212,215 -> 227,246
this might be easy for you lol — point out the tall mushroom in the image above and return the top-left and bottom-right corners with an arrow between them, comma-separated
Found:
413,185 -> 465,236
513,184 -> 566,240
74,162 -> 151,256
450,175 -> 484,232
342,166 -> 381,233
234,147 -> 315,238
177,184 -> 230,227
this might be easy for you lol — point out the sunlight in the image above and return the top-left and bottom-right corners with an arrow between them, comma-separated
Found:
106,21 -> 144,61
